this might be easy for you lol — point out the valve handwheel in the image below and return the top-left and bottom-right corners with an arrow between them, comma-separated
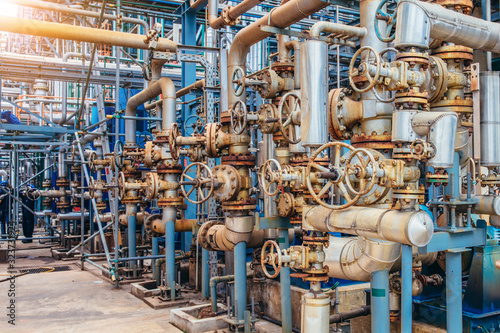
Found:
27,188 -> 41,201
306,142 -> 362,210
168,123 -> 181,162
349,46 -> 382,94
88,177 -> 96,199
374,47 -> 398,103
184,115 -> 205,136
117,171 -> 126,201
259,159 -> 283,197
261,240 -> 282,279
89,151 -> 98,173
180,162 -> 214,204
230,100 -> 248,135
344,148 -> 378,197
374,0 -> 398,42
232,67 -> 245,97
114,140 -> 125,170
278,91 -> 301,144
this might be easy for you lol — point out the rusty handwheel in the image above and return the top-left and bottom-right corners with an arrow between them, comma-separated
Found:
261,240 -> 282,279
277,91 -> 301,144
168,123 -> 181,162
344,148 -> 378,197
179,162 -> 214,204
230,100 -> 248,135
258,159 -> 283,197
306,142 -> 362,210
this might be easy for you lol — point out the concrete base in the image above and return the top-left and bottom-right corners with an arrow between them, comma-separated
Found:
247,279 -> 370,330
144,296 -> 192,310
131,280 -> 161,299
350,315 -> 447,332
51,247 -> 76,260
170,303 -> 227,333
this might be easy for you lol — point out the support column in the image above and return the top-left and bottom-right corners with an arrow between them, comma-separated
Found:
234,241 -> 247,321
401,244 -> 412,332
152,236 -> 159,282
446,250 -> 463,332
202,248 -> 210,299
279,228 -> 292,333
370,269 -> 390,333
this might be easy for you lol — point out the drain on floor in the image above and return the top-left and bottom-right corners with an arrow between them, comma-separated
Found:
20,266 -> 71,274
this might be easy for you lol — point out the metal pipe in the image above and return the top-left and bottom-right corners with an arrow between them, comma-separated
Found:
125,77 -> 176,145
309,21 -> 366,39
210,271 -> 254,312
457,195 -> 500,215
329,305 -> 371,323
446,251 -> 462,332
10,0 -> 149,32
126,204 -> 138,275
0,16 -> 176,52
396,0 -> 500,53
165,218 -> 176,300
234,241 -> 247,321
227,0 -> 328,107
370,269 -> 390,333
303,206 -> 433,247
401,245 -> 412,333
208,0 -> 263,29
176,79 -> 205,98
324,236 -> 400,281
284,40 -> 300,89
202,248 -> 210,299
279,228 -> 292,333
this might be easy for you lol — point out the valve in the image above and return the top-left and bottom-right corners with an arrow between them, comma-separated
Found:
184,114 -> 205,136
344,148 -> 378,197
26,188 -> 41,201
278,91 -> 301,144
117,171 -> 126,200
137,131 -> 153,149
88,176 -> 96,199
168,123 -> 181,162
113,140 -> 125,170
409,139 -> 435,161
374,0 -> 398,42
306,142 -> 363,210
261,240 -> 282,279
349,46 -> 382,94
230,100 -> 248,135
88,151 -> 98,173
373,48 -> 398,103
259,159 -> 283,197
231,67 -> 245,97
179,162 -> 214,204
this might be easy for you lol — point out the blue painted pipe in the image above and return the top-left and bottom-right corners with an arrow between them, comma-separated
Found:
401,245 -> 412,332
446,251 -> 462,332
202,248 -> 209,299
152,236 -> 159,281
234,241 -> 247,321
279,229 -> 292,333
127,211 -> 137,276
370,269 -> 390,333
165,219 -> 176,300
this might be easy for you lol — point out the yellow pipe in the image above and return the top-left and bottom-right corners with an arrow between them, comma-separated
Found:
0,16 -> 176,52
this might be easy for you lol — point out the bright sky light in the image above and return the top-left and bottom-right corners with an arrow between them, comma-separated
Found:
0,1 -> 18,18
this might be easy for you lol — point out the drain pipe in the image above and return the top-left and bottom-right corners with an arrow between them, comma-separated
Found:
210,271 -> 254,312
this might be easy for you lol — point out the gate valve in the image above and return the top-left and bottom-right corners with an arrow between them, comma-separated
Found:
179,162 -> 214,204
277,91 -> 301,144
349,46 -> 382,93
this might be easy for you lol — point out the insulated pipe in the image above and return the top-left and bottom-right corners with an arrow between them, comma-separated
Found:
396,0 -> 500,53
149,217 -> 196,233
302,206 -> 433,247
0,16 -> 176,52
57,212 -> 90,221
324,236 -> 401,281
309,21 -> 367,39
208,0 -> 263,29
9,0 -> 149,32
125,77 -> 176,145
227,0 -> 329,107
458,195 -> 500,215
119,211 -> 149,226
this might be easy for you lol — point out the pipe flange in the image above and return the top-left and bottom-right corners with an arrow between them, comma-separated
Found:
206,123 -> 222,158
55,178 -> 70,187
257,103 -> 279,134
157,197 -> 184,207
212,165 -> 241,202
198,220 -> 223,252
221,6 -> 241,26
144,172 -> 158,200
256,69 -> 280,99
277,192 -> 295,217
144,213 -> 163,238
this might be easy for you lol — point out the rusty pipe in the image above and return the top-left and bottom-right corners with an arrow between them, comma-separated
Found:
151,218 -> 196,233
208,0 -> 264,29
302,205 -> 434,247
9,0 -> 149,32
125,77 -> 176,145
309,21 -> 367,39
119,211 -> 150,226
176,79 -> 205,98
285,40 -> 300,89
0,16 -> 176,52
227,0 -> 328,107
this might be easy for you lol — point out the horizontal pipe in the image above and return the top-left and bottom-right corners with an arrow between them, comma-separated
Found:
303,206 -> 433,247
0,16 -> 176,52
208,0 -> 263,29
210,271 -> 254,312
330,305 -> 371,323
309,21 -> 366,39
176,79 -> 205,98
458,195 -> 500,215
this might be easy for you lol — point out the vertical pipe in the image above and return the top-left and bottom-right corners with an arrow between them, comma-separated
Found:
401,245 -> 412,333
152,236 -> 159,280
165,219 -> 176,300
446,251 -> 462,333
127,205 -> 138,276
234,241 -> 247,321
482,0 -> 492,71
279,228 -> 292,333
202,248 -> 210,299
370,269 -> 390,333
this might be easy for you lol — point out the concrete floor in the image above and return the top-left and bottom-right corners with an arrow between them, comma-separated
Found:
0,240 -> 182,333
